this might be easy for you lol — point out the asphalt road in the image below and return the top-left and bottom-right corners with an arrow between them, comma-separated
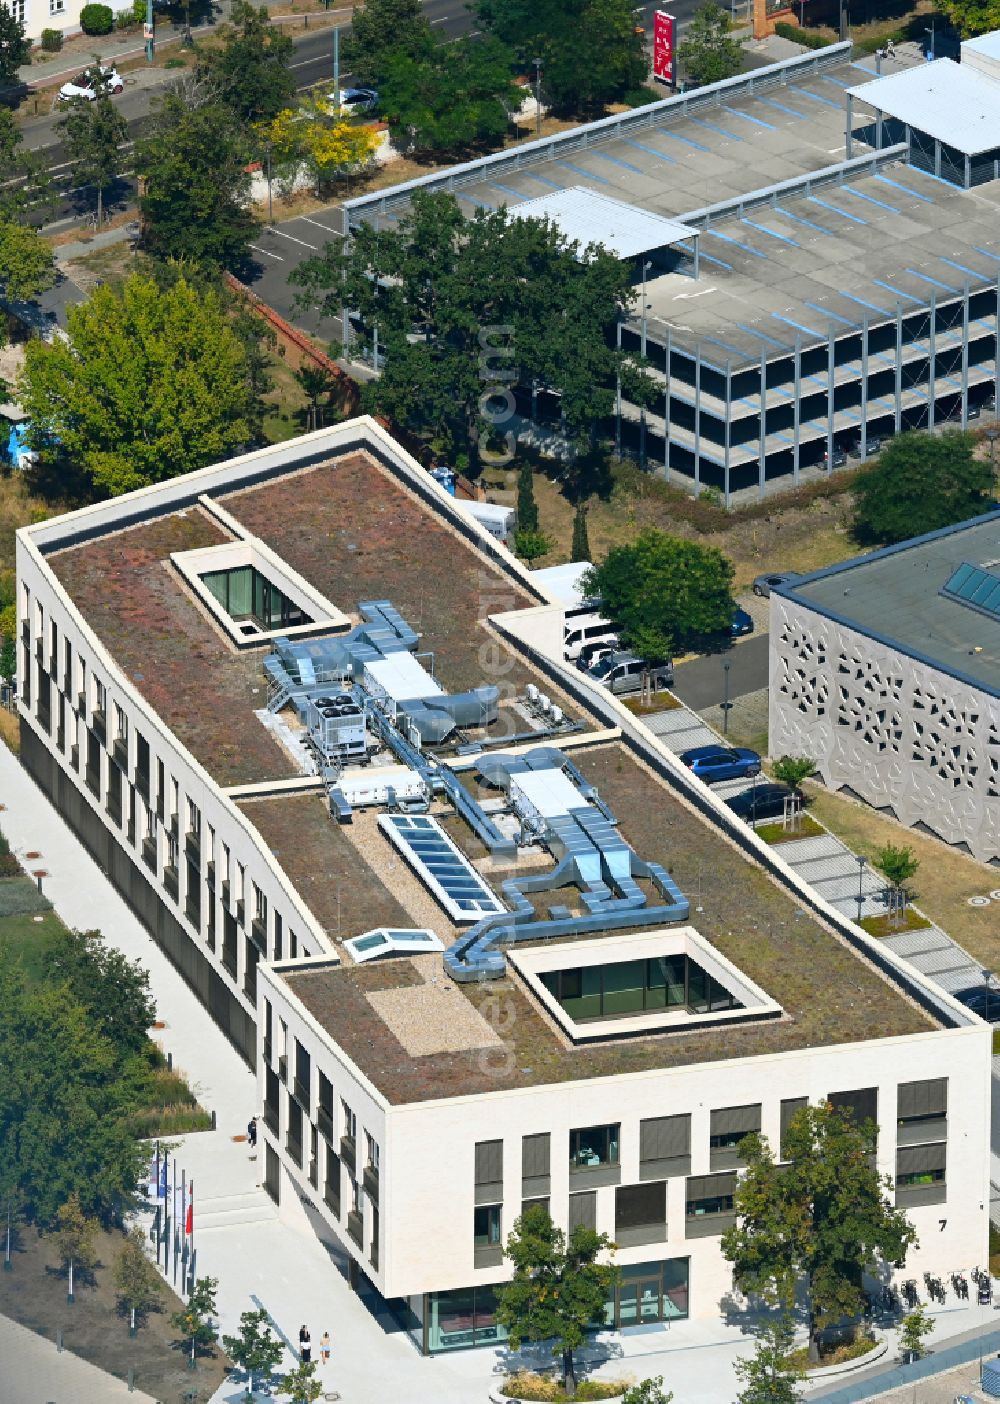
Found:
670,633 -> 771,710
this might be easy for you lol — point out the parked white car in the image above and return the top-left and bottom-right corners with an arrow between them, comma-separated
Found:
57,66 -> 125,102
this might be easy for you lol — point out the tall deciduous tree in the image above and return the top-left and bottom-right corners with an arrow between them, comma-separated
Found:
265,95 -> 380,194
50,1191 -> 99,1302
678,0 -> 744,86
42,929 -> 154,1057
136,92 -> 258,266
223,1308 -> 284,1400
172,1275 -> 219,1364
0,221 -> 54,303
0,4 -> 29,86
584,530 -> 735,660
935,0 -> 994,38
517,462 -> 539,532
197,1 -> 295,124
875,843 -> 919,921
114,1225 -> 163,1334
734,1318 -> 802,1404
292,190 -> 651,473
380,35 -> 521,155
722,1103 -> 917,1362
58,91 -> 128,229
852,429 -> 994,544
496,1203 -> 619,1397
20,274 -> 256,497
343,0 -> 434,86
770,756 -> 816,796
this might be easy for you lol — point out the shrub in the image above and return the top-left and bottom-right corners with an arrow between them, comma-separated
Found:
114,6 -> 138,28
80,3 -> 114,34
39,27 -> 64,50
774,20 -> 831,48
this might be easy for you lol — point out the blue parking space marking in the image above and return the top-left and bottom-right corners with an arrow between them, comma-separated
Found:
688,115 -> 744,141
973,245 -> 1000,262
819,74 -> 852,90
734,321 -> 787,350
773,313 -> 823,338
807,196 -> 866,225
697,250 -> 733,271
622,137 -> 676,164
805,301 -> 854,327
489,181 -> 531,200
656,128 -> 709,151
557,161 -> 610,184
742,219 -> 799,247
772,206 -> 828,234
840,186 -> 898,213
592,150 -> 645,174
723,105 -> 776,129
519,171 -> 564,188
874,173 -> 934,203
703,228 -> 768,258
905,266 -> 957,292
939,256 -> 991,280
871,278 -> 921,304
754,95 -> 806,118
838,290 -> 890,316
458,192 -> 494,210
798,87 -> 842,110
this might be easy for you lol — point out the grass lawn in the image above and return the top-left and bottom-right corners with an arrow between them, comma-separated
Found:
804,783 -> 999,968
0,907 -> 65,979
859,908 -> 933,939
755,814 -> 825,845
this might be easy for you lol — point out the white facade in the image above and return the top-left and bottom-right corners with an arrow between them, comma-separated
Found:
18,0 -> 88,44
769,591 -> 1000,864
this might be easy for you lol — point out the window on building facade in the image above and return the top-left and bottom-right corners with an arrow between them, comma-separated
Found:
569,1124 -> 619,1170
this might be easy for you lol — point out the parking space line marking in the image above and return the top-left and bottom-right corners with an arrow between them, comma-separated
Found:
273,229 -> 319,250
300,217 -> 343,236
621,138 -> 675,163
557,161 -> 610,184
688,115 -> 743,141
807,195 -> 866,225
723,105 -> 776,129
592,150 -> 644,174
249,245 -> 284,261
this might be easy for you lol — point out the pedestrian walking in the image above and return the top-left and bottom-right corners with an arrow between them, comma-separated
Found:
320,1330 -> 331,1365
299,1325 -> 312,1363
247,1116 -> 257,1148
886,37 -> 896,58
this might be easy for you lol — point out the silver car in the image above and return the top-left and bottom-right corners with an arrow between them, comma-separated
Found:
586,650 -> 673,695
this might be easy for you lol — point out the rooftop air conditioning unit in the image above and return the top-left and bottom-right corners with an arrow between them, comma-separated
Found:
526,684 -> 539,704
539,694 -> 551,716
551,706 -> 563,725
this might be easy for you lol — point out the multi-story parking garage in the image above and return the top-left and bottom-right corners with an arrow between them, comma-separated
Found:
342,42 -> 1000,502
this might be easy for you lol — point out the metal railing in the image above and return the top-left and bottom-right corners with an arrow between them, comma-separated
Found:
342,44 -> 853,229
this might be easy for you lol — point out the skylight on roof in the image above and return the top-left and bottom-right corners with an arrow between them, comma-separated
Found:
941,561 -> 1000,617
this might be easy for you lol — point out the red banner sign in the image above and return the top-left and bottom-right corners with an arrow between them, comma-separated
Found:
653,10 -> 675,86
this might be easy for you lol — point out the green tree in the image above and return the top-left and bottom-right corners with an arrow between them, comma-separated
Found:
50,1192 -> 99,1302
136,94 -> 258,267
899,1305 -> 933,1359
0,109 -> 55,226
936,0 -> 997,37
874,842 -> 919,921
517,461 -> 539,533
197,1 -> 295,125
0,635 -> 14,683
343,0 -> 434,87
496,1202 -> 619,1397
42,928 -> 154,1058
293,190 -> 651,474
58,91 -> 128,230
380,35 -> 520,156
278,1358 -> 322,1403
0,3 -> 29,85
722,1103 -> 917,1362
852,430 -> 994,544
20,273 -> 256,498
0,222 -> 55,303
571,502 -> 591,562
584,529 -> 735,661
114,1225 -> 163,1334
172,1275 -> 218,1364
0,964 -> 148,1226
770,756 -> 816,796
514,527 -> 551,560
621,1379 -> 674,1404
734,1317 -> 803,1404
678,0 -> 744,86
223,1308 -> 284,1399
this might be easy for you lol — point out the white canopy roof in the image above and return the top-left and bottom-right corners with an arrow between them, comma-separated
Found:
848,59 -> 1000,155
509,187 -> 697,259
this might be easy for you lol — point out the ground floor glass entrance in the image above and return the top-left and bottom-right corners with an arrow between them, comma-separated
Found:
604,1259 -> 689,1328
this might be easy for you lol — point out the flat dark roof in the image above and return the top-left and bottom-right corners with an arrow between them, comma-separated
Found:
785,509 -> 1000,695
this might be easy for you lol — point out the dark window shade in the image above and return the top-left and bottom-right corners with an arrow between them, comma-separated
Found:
897,1143 -> 946,1176
475,1140 -> 503,1185
568,1192 -> 596,1232
616,1181 -> 666,1230
829,1087 -> 878,1126
522,1133 -> 550,1179
641,1115 -> 690,1161
710,1105 -> 761,1137
780,1098 -> 808,1156
897,1079 -> 947,1120
686,1172 -> 737,1202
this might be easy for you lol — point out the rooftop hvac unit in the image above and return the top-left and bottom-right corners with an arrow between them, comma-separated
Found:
526,684 -> 539,704
551,706 -> 563,725
539,694 -> 551,716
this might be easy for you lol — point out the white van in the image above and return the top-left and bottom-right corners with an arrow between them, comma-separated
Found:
563,613 -> 617,661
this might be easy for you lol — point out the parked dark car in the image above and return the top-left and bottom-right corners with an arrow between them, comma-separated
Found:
752,571 -> 803,598
731,606 -> 754,637
852,434 -> 884,457
823,446 -> 848,468
726,782 -> 793,822
680,745 -> 762,783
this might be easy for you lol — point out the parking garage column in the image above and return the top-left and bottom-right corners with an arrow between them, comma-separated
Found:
961,280 -> 970,429
792,337 -> 801,489
663,331 -> 671,483
995,273 -> 1000,412
694,345 -> 702,492
845,93 -> 853,160
860,314 -> 869,459
615,320 -> 622,457
928,291 -> 937,431
826,325 -> 836,472
724,359 -> 732,508
894,303 -> 903,434
758,345 -> 767,500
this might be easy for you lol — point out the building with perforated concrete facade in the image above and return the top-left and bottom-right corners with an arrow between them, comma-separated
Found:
769,509 -> 1000,864
14,421 -> 992,1356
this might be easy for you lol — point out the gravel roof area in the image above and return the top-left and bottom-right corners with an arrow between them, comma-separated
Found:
284,741 -> 934,1105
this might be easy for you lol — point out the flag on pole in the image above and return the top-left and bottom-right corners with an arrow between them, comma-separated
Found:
148,1144 -> 159,1198
158,1155 -> 168,1201
185,1182 -> 193,1237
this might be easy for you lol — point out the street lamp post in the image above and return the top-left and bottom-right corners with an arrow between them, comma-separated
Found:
533,58 -> 543,137
855,854 -> 868,924
986,427 -> 998,472
640,259 -> 652,469
265,144 -> 273,225
144,0 -> 154,62
721,660 -> 732,735
334,26 -> 341,107
924,20 -> 935,59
